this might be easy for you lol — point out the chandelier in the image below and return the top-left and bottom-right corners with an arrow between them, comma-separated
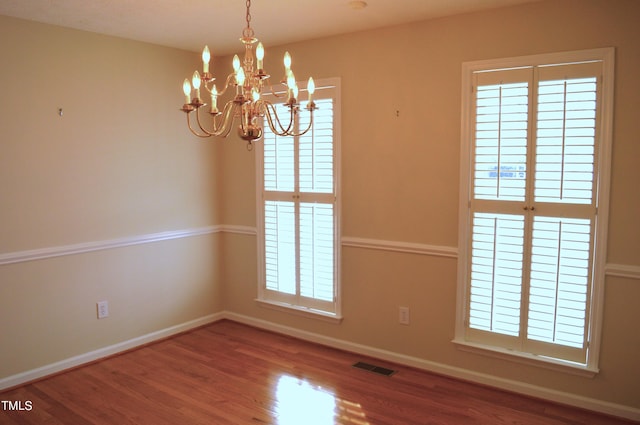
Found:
180,0 -> 317,149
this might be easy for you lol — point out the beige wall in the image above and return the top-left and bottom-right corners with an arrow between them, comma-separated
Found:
220,0 -> 640,411
0,17 -> 224,377
1,0 -> 639,416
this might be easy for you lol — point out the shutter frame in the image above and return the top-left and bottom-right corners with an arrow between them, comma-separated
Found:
257,81 -> 341,316
457,50 -> 613,369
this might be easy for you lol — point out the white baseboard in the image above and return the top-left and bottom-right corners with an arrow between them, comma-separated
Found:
2,310 -> 638,421
223,312 -> 640,422
0,313 -> 224,391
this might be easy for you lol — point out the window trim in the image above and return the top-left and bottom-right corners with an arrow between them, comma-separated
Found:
454,48 -> 615,374
255,77 -> 342,322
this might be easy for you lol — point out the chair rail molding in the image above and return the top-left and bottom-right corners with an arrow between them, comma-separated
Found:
0,226 -> 219,266
604,263 -> 640,280
2,228 -> 636,283
341,236 -> 458,258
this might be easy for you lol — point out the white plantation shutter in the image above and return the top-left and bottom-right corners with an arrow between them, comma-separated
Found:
461,56 -> 610,366
474,69 -> 530,202
535,63 -> 599,205
467,69 -> 530,349
258,84 -> 340,315
300,203 -> 334,303
469,213 -> 525,338
264,201 -> 296,295
264,103 -> 295,192
263,102 -> 297,301
527,217 -> 592,350
300,103 -> 334,194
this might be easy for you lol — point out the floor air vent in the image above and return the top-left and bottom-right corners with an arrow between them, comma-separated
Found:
352,361 -> 396,377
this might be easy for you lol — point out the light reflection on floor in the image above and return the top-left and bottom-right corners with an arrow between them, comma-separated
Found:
274,375 -> 370,425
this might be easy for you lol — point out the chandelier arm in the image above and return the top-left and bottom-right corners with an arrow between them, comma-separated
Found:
263,102 -> 295,135
277,107 -> 297,135
263,103 -> 287,135
274,108 -> 314,138
215,102 -> 239,138
194,102 -> 237,137
217,104 -> 237,138
288,110 -> 315,137
210,102 -> 237,138
266,82 -> 288,99
186,113 -> 213,138
195,106 -> 216,136
210,73 -> 237,98
213,101 -> 234,132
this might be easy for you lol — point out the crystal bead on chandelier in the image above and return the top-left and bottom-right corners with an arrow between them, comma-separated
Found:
180,0 -> 316,149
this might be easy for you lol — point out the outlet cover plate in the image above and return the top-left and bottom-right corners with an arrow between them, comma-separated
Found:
399,306 -> 410,325
97,301 -> 109,319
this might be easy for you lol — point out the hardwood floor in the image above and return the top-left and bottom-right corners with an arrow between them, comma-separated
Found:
0,320 -> 635,424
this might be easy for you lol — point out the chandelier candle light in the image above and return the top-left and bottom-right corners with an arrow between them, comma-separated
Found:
180,0 -> 317,149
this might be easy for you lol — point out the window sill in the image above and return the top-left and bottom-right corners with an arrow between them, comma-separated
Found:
452,338 -> 598,378
255,299 -> 343,324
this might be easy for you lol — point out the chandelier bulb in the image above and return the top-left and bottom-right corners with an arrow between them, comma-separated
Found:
182,78 -> 191,104
283,51 -> 292,70
286,70 -> 296,90
209,84 -> 219,113
192,70 -> 201,99
307,77 -> 315,94
237,67 -> 246,86
202,45 -> 211,73
192,71 -> 201,89
256,42 -> 264,69
232,54 -> 241,72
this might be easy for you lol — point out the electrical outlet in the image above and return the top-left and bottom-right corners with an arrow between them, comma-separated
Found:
399,306 -> 410,325
97,301 -> 109,319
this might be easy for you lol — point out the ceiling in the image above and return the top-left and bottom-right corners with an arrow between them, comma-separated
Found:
0,0 -> 541,55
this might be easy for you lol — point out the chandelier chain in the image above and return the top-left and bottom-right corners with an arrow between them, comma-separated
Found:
243,0 -> 254,39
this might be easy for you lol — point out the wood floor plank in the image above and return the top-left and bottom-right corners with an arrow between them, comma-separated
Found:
0,320 -> 635,424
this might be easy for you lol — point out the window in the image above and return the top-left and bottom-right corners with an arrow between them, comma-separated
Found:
455,49 -> 614,372
256,78 -> 341,320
